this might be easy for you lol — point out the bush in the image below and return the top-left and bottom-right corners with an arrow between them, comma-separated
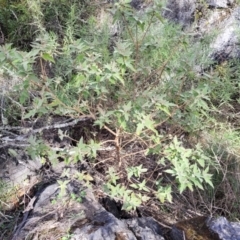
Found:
2,0 -> 240,216
0,0 -> 92,49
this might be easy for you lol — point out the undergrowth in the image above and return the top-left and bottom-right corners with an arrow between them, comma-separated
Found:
1,0 -> 240,222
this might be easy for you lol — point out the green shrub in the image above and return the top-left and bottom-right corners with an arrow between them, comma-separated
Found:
4,0 -> 240,214
0,0 -> 92,49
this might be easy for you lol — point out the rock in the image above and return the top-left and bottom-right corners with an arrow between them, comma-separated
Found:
71,209 -> 136,240
124,217 -> 165,240
0,151 -> 41,211
207,217 -> 240,240
130,0 -> 143,9
163,0 -> 197,27
163,0 -> 240,62
11,181 -> 166,240
163,0 -> 234,28
207,0 -> 234,8
209,7 -> 240,62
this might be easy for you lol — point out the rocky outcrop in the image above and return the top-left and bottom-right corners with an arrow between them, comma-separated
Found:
11,181 -> 166,240
0,151 -> 42,211
164,0 -> 240,63
207,0 -> 234,8
163,0 -> 197,27
208,217 -> 240,240
2,143 -> 240,240
9,178 -> 240,240
209,7 -> 240,62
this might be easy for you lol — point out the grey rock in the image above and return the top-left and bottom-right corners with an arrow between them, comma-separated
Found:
0,152 -> 41,211
124,217 -> 165,240
208,217 -> 240,240
170,226 -> 185,240
131,0 -> 143,9
163,0 -> 240,62
207,0 -> 234,8
71,210 -> 136,240
163,0 -> 197,27
12,181 -> 166,240
210,7 -> 240,61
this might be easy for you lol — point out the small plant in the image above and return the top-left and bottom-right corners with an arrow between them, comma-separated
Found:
70,191 -> 86,203
26,136 -> 49,160
57,180 -> 70,198
163,137 -> 213,193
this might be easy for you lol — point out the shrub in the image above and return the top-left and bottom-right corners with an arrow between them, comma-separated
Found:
4,0 -> 240,214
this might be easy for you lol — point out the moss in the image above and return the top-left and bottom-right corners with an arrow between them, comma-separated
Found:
174,216 -> 220,240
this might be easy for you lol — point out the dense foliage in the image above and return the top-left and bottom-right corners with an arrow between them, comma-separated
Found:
1,0 -> 240,220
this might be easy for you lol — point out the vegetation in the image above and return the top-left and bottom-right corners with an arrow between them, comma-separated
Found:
1,0 -> 240,235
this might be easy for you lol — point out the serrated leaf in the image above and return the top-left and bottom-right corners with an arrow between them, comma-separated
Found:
136,123 -> 144,135
140,194 -> 150,202
84,173 -> 94,182
24,109 -> 36,119
27,48 -> 40,57
125,60 -> 136,72
197,157 -> 205,167
8,149 -> 18,157
115,73 -> 125,85
154,12 -> 164,23
42,53 -> 55,63
48,99 -> 60,107
165,169 -> 175,175
123,101 -> 132,112
156,192 -> 165,203
179,183 -> 186,193
130,183 -> 138,189
0,52 -> 5,62
166,192 -> 172,203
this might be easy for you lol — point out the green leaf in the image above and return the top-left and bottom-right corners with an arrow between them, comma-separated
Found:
115,73 -> 125,85
140,194 -> 150,202
136,123 -> 144,135
20,90 -> 29,104
156,186 -> 172,203
166,192 -> 172,203
153,11 -> 165,23
8,149 -> 18,157
27,48 -> 40,57
179,183 -> 187,193
157,104 -> 171,116
157,192 -> 165,203
114,41 -> 132,57
197,157 -> 205,168
127,167 -> 134,180
138,180 -> 150,192
0,52 -> 5,62
123,101 -> 132,112
24,109 -> 37,119
124,59 -> 136,72
143,115 -> 156,132
130,183 -> 138,189
203,167 -> 213,188
42,53 -> 55,63
165,169 -> 176,175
